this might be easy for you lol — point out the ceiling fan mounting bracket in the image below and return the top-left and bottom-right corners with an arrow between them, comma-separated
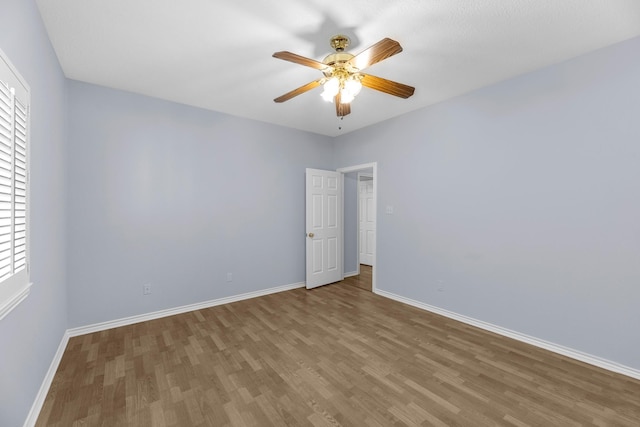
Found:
329,35 -> 350,52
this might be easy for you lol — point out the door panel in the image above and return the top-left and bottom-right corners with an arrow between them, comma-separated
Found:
366,230 -> 375,255
328,194 -> 338,227
306,169 -> 343,289
359,177 -> 375,266
312,240 -> 323,274
328,237 -> 338,270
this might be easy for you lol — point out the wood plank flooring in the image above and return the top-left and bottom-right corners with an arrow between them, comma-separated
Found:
36,280 -> 640,426
341,265 -> 372,292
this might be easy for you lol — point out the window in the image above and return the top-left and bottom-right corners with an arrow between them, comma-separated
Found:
0,47 -> 30,320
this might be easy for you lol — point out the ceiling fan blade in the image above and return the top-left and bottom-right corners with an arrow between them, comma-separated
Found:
335,92 -> 351,117
361,74 -> 415,99
274,79 -> 323,103
273,51 -> 330,71
348,38 -> 403,71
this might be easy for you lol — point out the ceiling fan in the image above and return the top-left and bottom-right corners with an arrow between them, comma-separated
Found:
273,35 -> 415,117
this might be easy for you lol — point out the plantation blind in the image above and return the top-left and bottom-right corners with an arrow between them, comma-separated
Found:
0,48 -> 30,320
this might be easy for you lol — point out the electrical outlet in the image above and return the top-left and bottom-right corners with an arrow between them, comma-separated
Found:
437,280 -> 444,292
226,273 -> 233,282
143,284 -> 152,295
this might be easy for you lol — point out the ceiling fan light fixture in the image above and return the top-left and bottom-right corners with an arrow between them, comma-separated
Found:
321,91 -> 335,102
337,75 -> 362,104
339,89 -> 355,104
344,77 -> 362,96
321,77 -> 340,102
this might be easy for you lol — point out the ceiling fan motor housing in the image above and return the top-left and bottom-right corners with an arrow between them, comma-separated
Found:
322,52 -> 358,77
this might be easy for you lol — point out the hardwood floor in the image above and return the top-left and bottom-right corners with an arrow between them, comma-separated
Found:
37,283 -> 640,426
341,265 -> 372,292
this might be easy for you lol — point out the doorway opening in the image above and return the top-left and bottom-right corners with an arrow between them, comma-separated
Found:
337,162 -> 377,293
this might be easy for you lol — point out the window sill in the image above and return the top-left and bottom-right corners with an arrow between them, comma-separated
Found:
0,281 -> 32,321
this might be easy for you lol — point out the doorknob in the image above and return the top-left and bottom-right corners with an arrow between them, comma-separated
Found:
308,232 -> 314,238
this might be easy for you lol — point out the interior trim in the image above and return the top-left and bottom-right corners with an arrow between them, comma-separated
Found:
0,282 -> 32,321
376,289 -> 640,381
23,330 -> 70,427
67,281 -> 305,337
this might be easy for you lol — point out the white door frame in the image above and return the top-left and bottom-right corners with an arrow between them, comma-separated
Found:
336,162 -> 377,293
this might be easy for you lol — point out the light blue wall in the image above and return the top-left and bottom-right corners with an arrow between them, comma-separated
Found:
2,5 -> 640,422
334,36 -> 640,369
0,1 -> 68,426
66,81 -> 334,327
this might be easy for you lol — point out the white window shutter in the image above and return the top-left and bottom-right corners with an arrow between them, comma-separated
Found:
0,48 -> 31,320
0,81 -> 13,282
13,98 -> 27,273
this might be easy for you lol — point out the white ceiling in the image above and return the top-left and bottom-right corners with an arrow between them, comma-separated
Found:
36,0 -> 640,137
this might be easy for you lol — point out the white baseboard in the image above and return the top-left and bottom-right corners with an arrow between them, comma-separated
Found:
23,330 -> 70,427
375,289 -> 640,381
67,281 -> 305,337
28,282 -> 638,427
24,281 -> 305,426
344,271 -> 358,278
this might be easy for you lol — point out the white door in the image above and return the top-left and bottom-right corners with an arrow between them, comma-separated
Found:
359,177 -> 376,266
306,168 -> 343,289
